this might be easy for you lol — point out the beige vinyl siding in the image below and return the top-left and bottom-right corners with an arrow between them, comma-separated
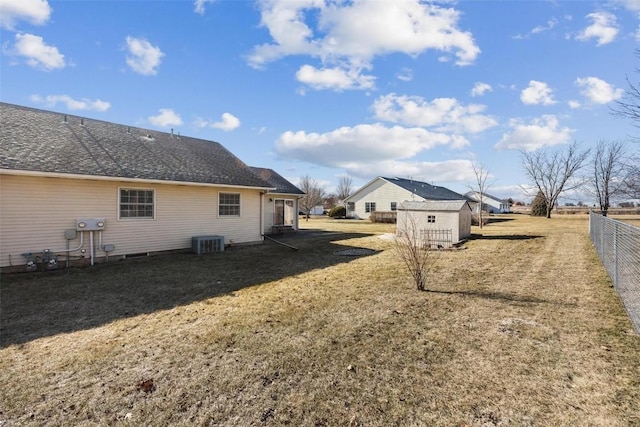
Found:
0,174 -> 263,267
349,179 -> 416,219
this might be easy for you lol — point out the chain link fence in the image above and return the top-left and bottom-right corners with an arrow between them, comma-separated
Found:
589,211 -> 640,334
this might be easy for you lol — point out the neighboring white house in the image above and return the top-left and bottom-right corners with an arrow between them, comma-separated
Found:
344,176 -> 475,220
397,200 -> 472,248
0,102 -> 302,270
464,191 -> 510,214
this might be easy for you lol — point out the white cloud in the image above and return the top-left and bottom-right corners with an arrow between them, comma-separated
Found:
471,82 -> 492,97
495,115 -> 574,152
213,113 -> 241,131
0,0 -> 51,30
575,12 -> 619,46
30,94 -> 110,111
372,93 -> 497,136
520,80 -> 556,105
513,17 -> 559,39
125,36 -> 164,75
194,0 -> 215,15
568,100 -> 581,109
295,64 -> 375,91
248,0 -> 480,90
148,109 -> 183,127
396,68 -> 413,82
612,0 -> 640,13
275,123 -> 464,170
344,159 -> 477,183
194,113 -> 241,131
532,18 -> 558,34
575,76 -> 623,104
6,33 -> 65,70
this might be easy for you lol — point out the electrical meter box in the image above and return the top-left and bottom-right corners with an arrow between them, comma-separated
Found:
76,218 -> 106,231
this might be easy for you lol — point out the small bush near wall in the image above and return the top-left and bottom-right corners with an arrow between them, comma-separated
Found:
328,206 -> 346,218
471,213 -> 489,226
370,211 -> 397,223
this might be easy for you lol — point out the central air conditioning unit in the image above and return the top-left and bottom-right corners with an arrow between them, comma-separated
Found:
192,235 -> 225,254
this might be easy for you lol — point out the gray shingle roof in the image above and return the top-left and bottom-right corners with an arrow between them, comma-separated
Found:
250,167 -> 305,195
381,177 -> 473,202
0,102 -> 272,188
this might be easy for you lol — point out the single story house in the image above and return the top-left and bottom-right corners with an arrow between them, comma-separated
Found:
397,200 -> 472,248
250,167 -> 304,234
344,176 -> 475,219
0,102 -> 302,270
464,191 -> 510,213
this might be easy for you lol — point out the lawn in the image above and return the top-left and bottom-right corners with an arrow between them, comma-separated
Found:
1,214 -> 639,426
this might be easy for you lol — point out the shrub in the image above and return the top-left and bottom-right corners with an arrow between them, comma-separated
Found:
471,213 -> 489,226
530,191 -> 548,217
370,211 -> 397,223
328,205 -> 346,218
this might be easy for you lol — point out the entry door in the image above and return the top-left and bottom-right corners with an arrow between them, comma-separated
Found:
274,199 -> 285,226
284,200 -> 294,225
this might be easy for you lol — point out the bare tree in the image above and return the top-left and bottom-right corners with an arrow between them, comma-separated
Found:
395,208 -> 433,291
336,175 -> 353,206
591,140 -> 630,216
611,49 -> 640,129
520,142 -> 591,218
466,163 -> 494,229
298,175 -> 326,221
623,160 -> 640,199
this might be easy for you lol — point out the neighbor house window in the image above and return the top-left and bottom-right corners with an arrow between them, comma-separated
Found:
119,188 -> 155,219
219,192 -> 241,216
427,215 -> 436,223
390,202 -> 397,211
365,202 -> 376,213
347,202 -> 355,212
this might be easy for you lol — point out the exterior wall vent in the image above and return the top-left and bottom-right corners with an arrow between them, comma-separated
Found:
192,235 -> 224,254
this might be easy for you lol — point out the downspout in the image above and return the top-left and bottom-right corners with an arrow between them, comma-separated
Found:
260,192 -> 265,240
295,196 -> 302,230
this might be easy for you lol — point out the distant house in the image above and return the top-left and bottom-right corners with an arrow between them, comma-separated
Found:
0,102 -> 301,270
250,167 -> 304,234
397,200 -> 472,248
344,176 -> 474,220
464,191 -> 510,213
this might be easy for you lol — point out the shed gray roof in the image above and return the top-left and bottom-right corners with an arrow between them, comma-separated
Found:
250,167 -> 305,195
0,102 -> 272,189
399,200 -> 471,212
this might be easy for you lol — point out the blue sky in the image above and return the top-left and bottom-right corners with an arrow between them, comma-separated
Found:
1,0 -> 638,203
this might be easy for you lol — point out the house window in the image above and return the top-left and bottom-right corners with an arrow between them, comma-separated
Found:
390,202 -> 397,211
119,188 -> 154,219
365,202 -> 376,213
347,202 -> 355,212
219,192 -> 241,216
427,215 -> 436,223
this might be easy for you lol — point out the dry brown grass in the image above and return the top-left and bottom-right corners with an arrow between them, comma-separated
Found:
1,214 -> 639,426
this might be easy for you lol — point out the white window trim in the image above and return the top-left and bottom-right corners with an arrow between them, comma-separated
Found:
218,191 -> 241,217
118,187 -> 156,220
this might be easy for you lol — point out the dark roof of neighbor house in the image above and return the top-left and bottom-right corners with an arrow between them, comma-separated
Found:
381,177 -> 474,202
250,167 -> 305,195
0,102 -> 273,189
464,191 -> 507,203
